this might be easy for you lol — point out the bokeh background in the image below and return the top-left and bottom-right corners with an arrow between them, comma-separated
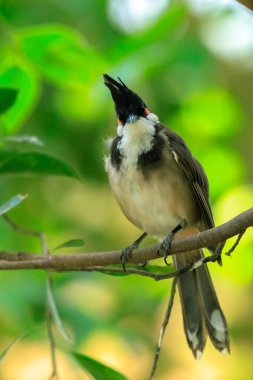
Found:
0,0 -> 253,379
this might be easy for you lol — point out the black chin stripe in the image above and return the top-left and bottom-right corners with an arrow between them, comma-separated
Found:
110,135 -> 122,170
137,133 -> 164,170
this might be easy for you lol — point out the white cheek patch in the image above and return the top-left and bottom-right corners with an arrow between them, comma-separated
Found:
147,112 -> 159,123
117,124 -> 124,136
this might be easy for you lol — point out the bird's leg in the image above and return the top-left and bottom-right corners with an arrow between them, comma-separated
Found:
158,218 -> 186,265
120,232 -> 148,271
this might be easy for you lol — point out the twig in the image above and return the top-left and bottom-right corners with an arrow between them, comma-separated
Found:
236,0 -> 253,11
0,208 -> 252,271
3,215 -> 60,379
225,230 -> 246,256
0,324 -> 44,362
46,276 -> 59,380
46,300 -> 59,380
148,278 -> 177,380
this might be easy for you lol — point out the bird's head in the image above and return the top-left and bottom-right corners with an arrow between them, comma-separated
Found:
103,74 -> 158,127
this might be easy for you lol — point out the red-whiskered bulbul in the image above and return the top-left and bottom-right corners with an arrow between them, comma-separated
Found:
103,74 -> 229,359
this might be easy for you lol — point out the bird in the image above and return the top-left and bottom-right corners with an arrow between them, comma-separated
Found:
103,73 -> 230,359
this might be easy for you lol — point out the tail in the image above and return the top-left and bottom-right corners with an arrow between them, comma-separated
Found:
173,250 -> 230,359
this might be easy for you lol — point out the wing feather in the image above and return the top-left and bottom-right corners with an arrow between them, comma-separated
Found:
162,125 -> 214,230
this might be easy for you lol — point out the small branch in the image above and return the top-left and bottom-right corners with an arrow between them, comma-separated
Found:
148,278 -> 177,380
225,230 -> 246,256
235,0 -> 253,11
0,208 -> 252,272
46,302 -> 59,380
3,215 -> 60,379
2,215 -> 48,256
3,214 -> 44,238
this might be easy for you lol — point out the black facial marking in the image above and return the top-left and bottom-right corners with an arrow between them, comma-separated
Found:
110,135 -> 122,170
137,129 -> 164,171
104,74 -> 147,124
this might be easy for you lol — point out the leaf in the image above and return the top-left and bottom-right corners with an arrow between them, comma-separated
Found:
54,239 -> 85,251
0,64 -> 40,134
172,88 -> 241,140
100,264 -> 174,277
18,25 -> 105,86
141,264 -> 175,275
0,193 -> 28,216
107,6 -> 185,62
0,88 -> 19,114
0,150 -> 79,179
0,336 -> 20,362
1,324 -> 45,362
71,351 -> 128,380
0,329 -> 32,362
46,275 -> 74,343
2,135 -> 44,147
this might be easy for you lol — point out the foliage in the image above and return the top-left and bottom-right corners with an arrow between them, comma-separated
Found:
0,1 -> 253,380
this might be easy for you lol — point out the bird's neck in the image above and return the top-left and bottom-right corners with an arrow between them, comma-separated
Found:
117,117 -> 157,166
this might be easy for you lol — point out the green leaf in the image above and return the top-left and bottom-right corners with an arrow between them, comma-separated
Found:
0,64 -> 40,134
0,329 -> 32,362
0,88 -> 19,114
0,336 -> 20,362
107,6 -> 185,62
141,264 -> 174,274
0,193 -> 28,216
71,351 -> 128,380
46,275 -> 74,343
172,88 -> 242,140
0,150 -> 79,179
100,264 -> 174,277
18,24 -> 105,86
2,135 -> 44,147
54,239 -> 85,251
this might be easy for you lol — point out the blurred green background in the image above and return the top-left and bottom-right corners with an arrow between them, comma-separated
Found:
0,0 -> 253,379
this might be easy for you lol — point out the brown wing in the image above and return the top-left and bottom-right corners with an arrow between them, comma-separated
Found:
161,125 -> 214,230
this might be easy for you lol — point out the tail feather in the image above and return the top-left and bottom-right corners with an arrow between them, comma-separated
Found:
173,250 -> 229,358
173,253 -> 206,358
195,251 -> 230,354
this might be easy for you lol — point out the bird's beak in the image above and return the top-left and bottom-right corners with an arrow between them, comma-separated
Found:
103,74 -> 128,109
127,114 -> 138,124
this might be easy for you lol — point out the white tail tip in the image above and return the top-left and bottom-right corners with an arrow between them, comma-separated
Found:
196,350 -> 203,360
221,348 -> 229,356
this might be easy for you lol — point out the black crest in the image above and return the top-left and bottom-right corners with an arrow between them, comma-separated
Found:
103,74 -> 147,124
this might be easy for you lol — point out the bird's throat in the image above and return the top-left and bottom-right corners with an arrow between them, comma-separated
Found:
118,118 -> 156,166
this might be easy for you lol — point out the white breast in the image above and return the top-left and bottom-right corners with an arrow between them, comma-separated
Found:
108,160 -> 194,239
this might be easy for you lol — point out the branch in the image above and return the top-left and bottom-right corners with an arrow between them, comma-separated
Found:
235,0 -> 253,11
0,208 -> 252,271
148,278 -> 177,380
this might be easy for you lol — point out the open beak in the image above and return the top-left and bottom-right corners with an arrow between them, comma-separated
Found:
103,74 -> 129,109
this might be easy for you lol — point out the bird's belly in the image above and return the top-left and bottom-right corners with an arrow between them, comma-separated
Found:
108,162 -> 199,239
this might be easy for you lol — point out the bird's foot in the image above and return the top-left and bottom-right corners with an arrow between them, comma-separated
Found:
120,232 -> 148,271
120,243 -> 138,271
157,232 -> 174,265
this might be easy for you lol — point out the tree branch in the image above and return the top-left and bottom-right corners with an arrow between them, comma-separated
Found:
148,278 -> 177,379
0,208 -> 252,272
235,0 -> 253,11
